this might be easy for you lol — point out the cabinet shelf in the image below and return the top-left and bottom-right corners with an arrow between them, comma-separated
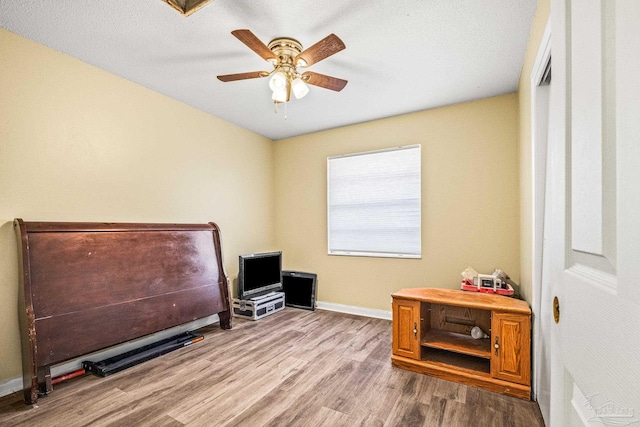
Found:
423,347 -> 491,375
422,329 -> 492,359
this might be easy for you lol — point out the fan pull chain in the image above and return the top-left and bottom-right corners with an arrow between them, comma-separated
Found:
272,101 -> 289,119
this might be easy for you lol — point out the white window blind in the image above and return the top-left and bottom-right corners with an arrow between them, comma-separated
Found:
327,145 -> 421,258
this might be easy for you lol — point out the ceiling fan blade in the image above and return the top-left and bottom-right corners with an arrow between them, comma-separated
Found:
295,34 -> 345,67
217,71 -> 269,82
301,71 -> 348,92
231,29 -> 277,62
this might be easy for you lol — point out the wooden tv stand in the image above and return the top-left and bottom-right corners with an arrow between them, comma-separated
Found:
391,288 -> 531,400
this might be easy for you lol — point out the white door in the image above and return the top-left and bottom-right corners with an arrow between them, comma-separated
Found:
545,1 -> 640,426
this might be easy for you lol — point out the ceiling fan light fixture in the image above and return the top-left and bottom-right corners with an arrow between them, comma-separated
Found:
269,71 -> 287,91
291,77 -> 309,99
217,30 -> 347,112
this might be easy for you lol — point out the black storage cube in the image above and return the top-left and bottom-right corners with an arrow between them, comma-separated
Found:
282,271 -> 317,310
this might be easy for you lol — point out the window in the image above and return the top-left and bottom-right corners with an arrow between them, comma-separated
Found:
327,145 -> 421,258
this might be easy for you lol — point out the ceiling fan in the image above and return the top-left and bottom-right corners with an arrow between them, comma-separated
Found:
217,29 -> 347,103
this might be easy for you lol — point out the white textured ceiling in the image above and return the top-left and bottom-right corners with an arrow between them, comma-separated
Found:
0,0 -> 537,140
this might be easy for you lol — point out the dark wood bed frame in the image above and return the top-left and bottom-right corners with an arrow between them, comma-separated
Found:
14,219 -> 232,405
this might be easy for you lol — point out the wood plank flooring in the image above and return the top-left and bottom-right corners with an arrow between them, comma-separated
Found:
0,308 -> 545,426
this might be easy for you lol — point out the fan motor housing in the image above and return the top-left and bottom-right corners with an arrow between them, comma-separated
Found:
268,38 -> 303,66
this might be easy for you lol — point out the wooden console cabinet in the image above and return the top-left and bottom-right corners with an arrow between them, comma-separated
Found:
391,288 -> 531,399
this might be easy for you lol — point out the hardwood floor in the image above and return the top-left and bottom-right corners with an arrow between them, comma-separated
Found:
0,308 -> 544,426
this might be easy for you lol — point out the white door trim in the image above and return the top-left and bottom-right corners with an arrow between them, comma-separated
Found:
530,17 -> 551,405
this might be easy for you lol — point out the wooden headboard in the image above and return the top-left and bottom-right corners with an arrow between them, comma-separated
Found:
14,219 -> 232,405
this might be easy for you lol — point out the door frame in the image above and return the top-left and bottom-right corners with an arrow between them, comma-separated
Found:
530,17 -> 551,405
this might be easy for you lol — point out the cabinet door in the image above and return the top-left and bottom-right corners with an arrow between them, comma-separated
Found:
392,298 -> 421,359
491,312 -> 531,385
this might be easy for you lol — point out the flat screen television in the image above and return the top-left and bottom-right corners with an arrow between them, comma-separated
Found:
238,251 -> 283,300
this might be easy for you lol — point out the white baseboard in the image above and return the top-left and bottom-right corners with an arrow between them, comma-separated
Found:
316,301 -> 392,320
0,376 -> 23,398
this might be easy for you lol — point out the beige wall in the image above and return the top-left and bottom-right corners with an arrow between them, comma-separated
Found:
274,94 -> 520,311
0,29 -> 276,382
518,0 -> 550,303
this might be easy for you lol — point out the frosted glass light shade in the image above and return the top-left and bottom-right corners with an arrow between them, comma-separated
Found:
272,87 -> 288,103
269,71 -> 287,91
291,78 -> 309,99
